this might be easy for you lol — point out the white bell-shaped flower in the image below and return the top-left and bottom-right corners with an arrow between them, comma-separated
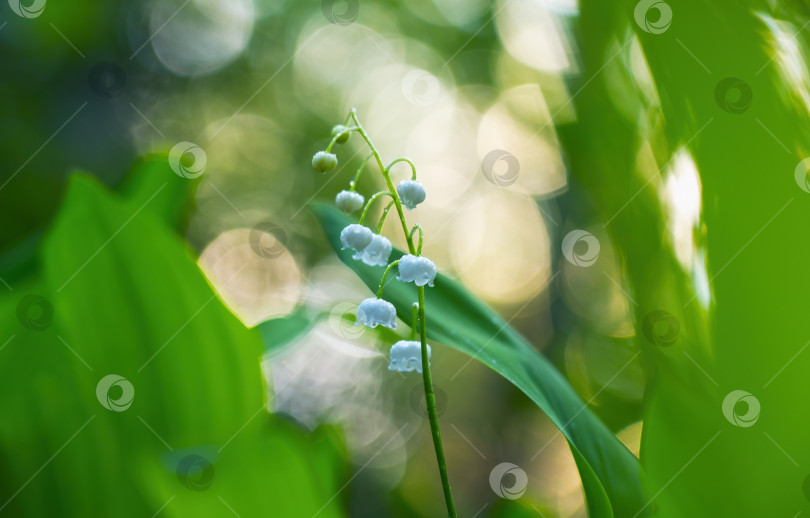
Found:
396,180 -> 426,210
352,233 -> 391,267
355,297 -> 397,329
340,224 -> 373,252
396,254 -> 436,287
388,340 -> 430,373
335,190 -> 364,213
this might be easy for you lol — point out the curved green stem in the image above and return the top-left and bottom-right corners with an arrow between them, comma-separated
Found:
350,152 -> 375,192
350,109 -> 456,518
358,191 -> 393,226
387,157 -> 418,180
409,224 -> 424,256
377,260 -> 400,298
378,201 -> 395,233
325,126 -> 359,153
351,110 -> 414,253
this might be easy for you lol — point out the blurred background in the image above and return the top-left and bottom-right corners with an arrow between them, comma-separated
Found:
4,0 -> 810,517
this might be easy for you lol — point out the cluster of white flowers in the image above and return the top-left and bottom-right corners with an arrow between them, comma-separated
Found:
312,113 -> 438,375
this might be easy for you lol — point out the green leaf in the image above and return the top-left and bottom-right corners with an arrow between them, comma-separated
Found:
258,306 -> 316,353
561,1 -> 810,516
0,174 -> 346,517
311,202 -> 645,518
117,153 -> 197,229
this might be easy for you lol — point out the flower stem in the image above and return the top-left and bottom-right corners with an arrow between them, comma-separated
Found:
325,126 -> 359,153
350,108 -> 456,518
409,224 -> 424,256
377,260 -> 400,298
418,285 -> 456,518
358,191 -> 393,226
378,201 -> 396,233
350,152 -> 374,192
387,157 -> 418,180
410,303 -> 419,340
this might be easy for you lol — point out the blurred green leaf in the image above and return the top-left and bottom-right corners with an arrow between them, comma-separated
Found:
118,153 -> 198,230
311,202 -> 645,518
488,499 -> 558,518
0,174 -> 346,517
258,306 -> 316,353
564,1 -> 810,516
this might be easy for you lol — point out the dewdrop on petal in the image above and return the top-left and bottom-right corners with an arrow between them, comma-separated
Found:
335,190 -> 364,213
388,340 -> 430,373
353,233 -> 392,267
397,254 -> 436,287
340,224 -> 373,252
312,151 -> 338,173
356,297 -> 397,329
396,180 -> 426,210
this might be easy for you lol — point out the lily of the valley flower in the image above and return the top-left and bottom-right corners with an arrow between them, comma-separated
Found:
335,190 -> 364,213
331,124 -> 350,144
353,233 -> 391,267
340,224 -> 373,252
388,340 -> 430,373
396,180 -> 426,210
312,151 -> 338,173
397,254 -> 436,287
356,297 -> 397,329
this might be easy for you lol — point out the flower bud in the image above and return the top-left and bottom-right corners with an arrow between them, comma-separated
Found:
396,254 -> 436,287
312,151 -> 338,173
352,233 -> 391,267
335,190 -> 364,213
356,297 -> 397,329
331,124 -> 350,144
396,179 -> 426,210
340,224 -> 373,252
388,340 -> 430,373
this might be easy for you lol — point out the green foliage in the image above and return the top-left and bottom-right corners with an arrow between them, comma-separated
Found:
311,203 -> 645,518
0,173 -> 346,517
566,1 -> 810,516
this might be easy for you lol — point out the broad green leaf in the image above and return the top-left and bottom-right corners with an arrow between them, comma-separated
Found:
311,203 -> 645,518
118,153 -> 197,229
562,1 -> 810,516
258,307 -> 316,353
0,174 -> 346,517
